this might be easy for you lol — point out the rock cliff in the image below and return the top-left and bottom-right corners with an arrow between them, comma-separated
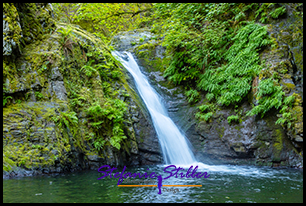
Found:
3,3 -> 162,178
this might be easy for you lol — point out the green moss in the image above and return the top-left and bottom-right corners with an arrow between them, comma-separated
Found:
219,126 -> 225,138
3,3 -> 22,50
273,129 -> 283,149
3,152 -> 17,172
18,3 -> 55,46
3,11 -> 160,173
134,40 -> 166,73
2,101 -> 74,171
120,74 -> 147,115
282,82 -> 295,89
272,128 -> 284,162
234,125 -> 243,131
3,142 -> 56,170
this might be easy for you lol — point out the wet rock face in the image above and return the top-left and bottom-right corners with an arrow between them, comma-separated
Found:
3,102 -> 71,178
112,29 -> 153,52
191,104 -> 302,167
258,4 -> 303,154
133,109 -> 163,165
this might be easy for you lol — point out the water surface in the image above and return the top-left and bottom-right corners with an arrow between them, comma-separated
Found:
3,165 -> 303,203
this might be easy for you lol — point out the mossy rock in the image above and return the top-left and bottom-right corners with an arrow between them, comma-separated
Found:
3,3 -> 23,56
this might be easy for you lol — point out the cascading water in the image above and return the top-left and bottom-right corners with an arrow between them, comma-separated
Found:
112,51 -> 196,165
111,51 -> 297,177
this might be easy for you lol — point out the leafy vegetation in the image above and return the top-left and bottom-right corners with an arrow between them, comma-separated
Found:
3,94 -> 12,106
185,89 -> 200,103
53,111 -> 79,133
86,99 -> 128,150
51,3 -> 299,140
151,3 -> 301,127
246,78 -> 284,117
53,3 -> 153,43
255,3 -> 287,23
34,92 -> 44,101
195,103 -> 215,122
227,115 -> 239,124
152,3 -> 273,121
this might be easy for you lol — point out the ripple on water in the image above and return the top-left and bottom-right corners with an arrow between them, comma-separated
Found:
2,165 -> 303,203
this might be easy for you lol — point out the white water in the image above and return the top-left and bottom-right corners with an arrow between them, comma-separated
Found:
111,51 -> 278,177
112,51 -> 196,165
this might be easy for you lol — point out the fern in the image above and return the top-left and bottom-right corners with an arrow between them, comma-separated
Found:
206,93 -> 214,102
203,112 -> 213,122
270,6 -> 286,19
87,102 -> 103,120
52,111 -> 79,139
3,94 -> 12,106
59,111 -> 78,128
86,98 -> 127,150
35,92 -> 44,101
110,124 -> 127,150
275,117 -> 286,125
198,104 -> 211,113
70,96 -> 86,108
93,136 -> 106,151
153,4 -> 297,127
185,89 -> 200,103
197,22 -> 270,107
283,94 -> 295,106
247,77 -> 285,118
195,111 -> 213,122
227,115 -> 239,124
90,120 -> 104,129
81,60 -> 97,77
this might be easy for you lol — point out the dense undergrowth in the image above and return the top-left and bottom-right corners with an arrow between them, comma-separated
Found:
150,3 -> 302,131
53,22 -> 129,152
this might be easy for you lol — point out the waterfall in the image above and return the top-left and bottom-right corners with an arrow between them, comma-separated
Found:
112,51 -> 278,176
112,51 -> 197,165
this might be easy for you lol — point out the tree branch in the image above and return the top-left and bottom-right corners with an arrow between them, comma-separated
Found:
109,7 -> 152,18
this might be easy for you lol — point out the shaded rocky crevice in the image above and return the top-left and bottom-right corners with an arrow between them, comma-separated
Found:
289,50 -> 303,100
138,148 -> 162,156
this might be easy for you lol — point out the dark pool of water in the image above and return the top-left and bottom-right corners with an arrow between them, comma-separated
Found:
3,164 -> 303,203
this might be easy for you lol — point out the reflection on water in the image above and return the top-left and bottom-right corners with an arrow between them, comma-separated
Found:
3,165 -> 303,203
